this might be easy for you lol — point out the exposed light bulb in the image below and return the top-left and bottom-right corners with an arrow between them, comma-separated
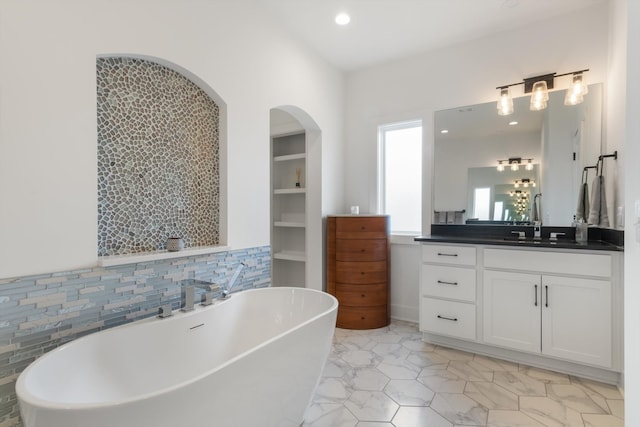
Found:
564,73 -> 588,106
530,81 -> 549,111
497,87 -> 514,116
526,159 -> 533,171
497,161 -> 504,172
511,162 -> 519,171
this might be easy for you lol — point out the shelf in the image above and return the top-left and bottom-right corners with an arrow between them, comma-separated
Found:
273,251 -> 306,262
274,153 -> 306,162
97,245 -> 231,267
274,188 -> 306,194
274,221 -> 306,228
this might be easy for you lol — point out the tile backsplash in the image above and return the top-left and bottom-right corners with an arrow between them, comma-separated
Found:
0,246 -> 270,426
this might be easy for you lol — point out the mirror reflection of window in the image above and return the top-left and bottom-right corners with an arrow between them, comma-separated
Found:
473,187 -> 491,220
493,201 -> 504,221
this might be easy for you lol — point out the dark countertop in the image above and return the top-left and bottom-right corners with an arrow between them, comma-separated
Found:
414,224 -> 624,252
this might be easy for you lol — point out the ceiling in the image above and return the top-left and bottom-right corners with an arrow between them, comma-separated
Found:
255,0 -> 607,71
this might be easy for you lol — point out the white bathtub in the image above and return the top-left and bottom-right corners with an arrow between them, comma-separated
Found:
16,287 -> 338,427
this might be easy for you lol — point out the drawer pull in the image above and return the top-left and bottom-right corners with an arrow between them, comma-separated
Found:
437,315 -> 458,322
437,252 -> 458,257
437,280 -> 458,286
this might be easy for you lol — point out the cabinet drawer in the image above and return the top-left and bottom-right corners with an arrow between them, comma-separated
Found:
421,297 -> 476,341
484,249 -> 611,277
336,216 -> 388,239
337,306 -> 389,329
336,261 -> 387,284
421,265 -> 476,302
336,239 -> 387,262
336,283 -> 388,307
422,245 -> 476,266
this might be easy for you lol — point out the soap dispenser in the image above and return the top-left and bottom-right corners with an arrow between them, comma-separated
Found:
575,217 -> 588,243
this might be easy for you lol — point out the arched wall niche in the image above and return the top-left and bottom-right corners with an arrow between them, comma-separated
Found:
96,54 -> 227,256
270,105 -> 323,291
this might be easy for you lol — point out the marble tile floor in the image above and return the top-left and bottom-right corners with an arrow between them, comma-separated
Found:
303,320 -> 624,427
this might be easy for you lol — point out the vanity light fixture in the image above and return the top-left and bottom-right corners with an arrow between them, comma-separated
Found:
514,178 -> 536,188
495,69 -> 589,115
496,157 -> 533,172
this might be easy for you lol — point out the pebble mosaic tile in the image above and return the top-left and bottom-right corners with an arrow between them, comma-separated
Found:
0,246 -> 270,426
96,57 -> 220,256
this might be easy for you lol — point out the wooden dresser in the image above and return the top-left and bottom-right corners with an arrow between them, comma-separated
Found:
327,215 -> 390,329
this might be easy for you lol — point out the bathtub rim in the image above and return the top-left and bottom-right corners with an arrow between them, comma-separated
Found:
16,286 -> 338,412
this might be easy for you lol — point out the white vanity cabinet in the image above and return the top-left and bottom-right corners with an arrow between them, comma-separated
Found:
419,242 -> 622,382
483,270 -> 611,367
419,245 -> 477,341
484,248 -> 614,368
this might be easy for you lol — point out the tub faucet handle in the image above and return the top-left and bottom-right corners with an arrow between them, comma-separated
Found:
158,304 -> 173,318
201,292 -> 214,306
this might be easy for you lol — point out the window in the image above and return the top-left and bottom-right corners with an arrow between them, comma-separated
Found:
378,120 -> 422,234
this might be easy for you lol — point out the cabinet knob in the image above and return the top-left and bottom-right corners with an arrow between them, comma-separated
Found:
361,294 -> 366,298
361,316 -> 365,320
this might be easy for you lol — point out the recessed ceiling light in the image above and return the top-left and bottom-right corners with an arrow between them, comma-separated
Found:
335,12 -> 351,26
509,121 -> 519,125
440,129 -> 449,134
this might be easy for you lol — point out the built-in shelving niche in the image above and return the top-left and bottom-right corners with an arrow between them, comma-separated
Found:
269,107 -> 321,290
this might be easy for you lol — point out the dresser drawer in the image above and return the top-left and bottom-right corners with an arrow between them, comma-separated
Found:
336,283 -> 388,307
336,239 -> 387,262
337,306 -> 389,329
484,249 -> 611,277
336,216 -> 388,239
422,244 -> 476,266
421,265 -> 476,302
421,297 -> 476,341
336,261 -> 387,284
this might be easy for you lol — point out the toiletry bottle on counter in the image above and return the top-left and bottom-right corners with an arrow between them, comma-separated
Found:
575,217 -> 588,243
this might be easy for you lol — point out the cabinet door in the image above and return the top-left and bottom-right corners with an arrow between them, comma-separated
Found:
541,275 -> 612,368
483,270 -> 541,353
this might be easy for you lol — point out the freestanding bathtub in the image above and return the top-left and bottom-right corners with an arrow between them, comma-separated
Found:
16,287 -> 338,427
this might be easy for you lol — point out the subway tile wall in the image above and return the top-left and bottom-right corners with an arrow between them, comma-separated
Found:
0,246 -> 270,427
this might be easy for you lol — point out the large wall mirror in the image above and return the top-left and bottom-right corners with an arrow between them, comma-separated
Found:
433,83 -> 602,227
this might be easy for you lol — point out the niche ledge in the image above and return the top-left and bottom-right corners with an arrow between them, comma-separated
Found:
97,245 -> 231,267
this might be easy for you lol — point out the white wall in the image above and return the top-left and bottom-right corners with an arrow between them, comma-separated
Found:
345,4 -> 610,323
612,0 -> 640,419
0,0 -> 344,279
